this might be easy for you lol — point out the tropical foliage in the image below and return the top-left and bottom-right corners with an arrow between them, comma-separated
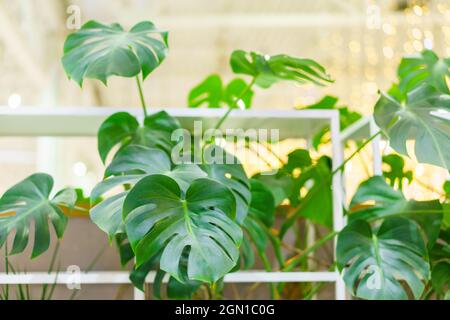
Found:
0,20 -> 448,300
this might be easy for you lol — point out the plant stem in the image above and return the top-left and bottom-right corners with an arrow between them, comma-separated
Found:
332,130 -> 381,175
282,230 -> 338,272
136,75 -> 148,118
213,77 -> 256,131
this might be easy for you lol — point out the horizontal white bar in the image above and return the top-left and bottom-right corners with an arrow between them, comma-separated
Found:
339,116 -> 371,142
0,106 -> 337,139
155,13 -> 447,28
0,271 -> 339,285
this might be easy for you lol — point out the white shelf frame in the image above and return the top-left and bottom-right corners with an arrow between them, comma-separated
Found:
0,106 -> 346,300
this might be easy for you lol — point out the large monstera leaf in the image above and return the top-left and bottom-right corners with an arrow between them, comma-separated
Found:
62,20 -> 168,86
374,84 -> 450,170
230,50 -> 332,88
0,173 -> 76,258
97,110 -> 181,163
188,74 -> 254,109
201,145 -> 251,224
123,175 -> 242,284
337,218 -> 430,300
90,145 -> 206,238
349,176 -> 443,248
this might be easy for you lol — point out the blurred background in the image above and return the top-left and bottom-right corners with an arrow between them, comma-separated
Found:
0,0 -> 448,299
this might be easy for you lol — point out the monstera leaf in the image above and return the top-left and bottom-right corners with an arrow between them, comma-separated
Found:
382,154 -> 413,189
123,175 -> 242,283
90,145 -> 206,238
280,156 -> 333,235
62,20 -> 168,86
299,95 -> 362,149
337,218 -> 430,300
374,84 -> 450,170
230,50 -> 332,88
395,50 -> 450,97
349,176 -> 443,248
97,110 -> 181,162
201,145 -> 251,224
0,173 -> 76,258
188,74 -> 254,109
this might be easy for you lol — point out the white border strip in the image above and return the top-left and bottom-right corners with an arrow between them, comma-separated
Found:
0,271 -> 339,285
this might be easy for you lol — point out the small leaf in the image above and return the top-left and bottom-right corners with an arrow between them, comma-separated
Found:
337,218 -> 430,300
97,112 -> 139,163
188,74 -> 223,108
382,154 -> 413,189
62,20 -> 168,86
223,78 -> 254,109
97,110 -> 181,163
374,84 -> 450,170
230,50 -> 333,88
0,173 -> 76,258
188,75 -> 254,109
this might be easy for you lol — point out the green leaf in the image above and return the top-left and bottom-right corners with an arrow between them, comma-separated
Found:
188,74 -> 223,108
241,180 -> 276,268
382,154 -> 413,189
123,175 -> 242,284
281,156 -> 333,233
201,145 -> 251,224
115,233 -> 134,267
188,75 -> 254,109
97,110 -> 181,163
349,176 -> 443,248
230,50 -> 333,88
62,20 -> 168,86
337,218 -> 430,300
90,145 -> 206,239
431,261 -> 450,297
396,50 -> 450,98
0,173 -> 76,258
283,149 -> 312,173
374,84 -> 450,170
299,95 -> 362,150
223,78 -> 254,109
252,173 -> 293,206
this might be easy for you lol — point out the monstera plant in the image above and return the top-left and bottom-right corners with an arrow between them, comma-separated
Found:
0,18 -> 448,300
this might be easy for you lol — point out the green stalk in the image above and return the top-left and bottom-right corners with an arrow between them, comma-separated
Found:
213,77 -> 256,131
136,75 -> 148,118
332,131 -> 381,175
282,230 -> 338,272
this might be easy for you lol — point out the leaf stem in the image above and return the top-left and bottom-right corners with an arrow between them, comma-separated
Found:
213,77 -> 256,131
136,75 -> 148,118
332,130 -> 382,175
282,230 -> 338,272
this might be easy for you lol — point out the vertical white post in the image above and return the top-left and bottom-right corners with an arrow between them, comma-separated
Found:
370,117 -> 382,176
330,111 -> 346,300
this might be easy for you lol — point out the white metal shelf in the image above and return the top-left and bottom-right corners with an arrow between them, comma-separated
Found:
0,106 -> 346,300
0,106 -> 335,139
0,271 -> 339,285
